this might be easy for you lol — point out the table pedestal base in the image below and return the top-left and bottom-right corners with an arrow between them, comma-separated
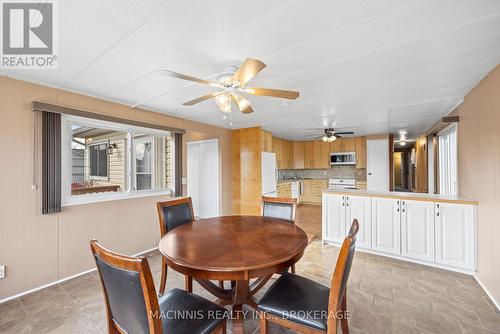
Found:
195,276 -> 272,334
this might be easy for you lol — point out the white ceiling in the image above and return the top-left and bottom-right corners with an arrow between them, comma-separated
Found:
4,0 -> 500,140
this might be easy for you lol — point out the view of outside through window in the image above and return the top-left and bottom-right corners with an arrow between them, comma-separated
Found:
70,124 -> 174,197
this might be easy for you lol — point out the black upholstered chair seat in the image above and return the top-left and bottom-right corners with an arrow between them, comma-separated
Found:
258,273 -> 330,331
160,288 -> 227,334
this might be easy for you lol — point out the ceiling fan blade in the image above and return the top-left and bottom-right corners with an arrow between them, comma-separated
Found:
182,91 -> 222,106
232,95 -> 254,113
160,69 -> 221,88
232,58 -> 266,86
244,87 -> 299,99
334,131 -> 354,135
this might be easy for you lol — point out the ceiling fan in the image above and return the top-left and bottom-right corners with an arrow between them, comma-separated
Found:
310,128 -> 354,142
159,58 -> 299,114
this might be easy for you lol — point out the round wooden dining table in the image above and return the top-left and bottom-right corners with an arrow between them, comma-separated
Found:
158,215 -> 309,334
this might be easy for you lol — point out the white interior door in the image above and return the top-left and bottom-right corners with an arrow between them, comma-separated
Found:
187,139 -> 220,218
367,139 -> 389,191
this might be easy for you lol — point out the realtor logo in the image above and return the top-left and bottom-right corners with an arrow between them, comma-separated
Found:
1,1 -> 57,68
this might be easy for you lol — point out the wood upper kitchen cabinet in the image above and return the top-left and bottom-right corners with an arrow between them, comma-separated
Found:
342,138 -> 356,152
355,136 -> 367,168
261,130 -> 273,152
321,142 -> 330,168
312,141 -> 323,168
292,141 -> 304,169
304,141 -> 314,168
330,139 -> 342,152
272,136 -> 283,168
284,140 -> 293,169
330,138 -> 356,152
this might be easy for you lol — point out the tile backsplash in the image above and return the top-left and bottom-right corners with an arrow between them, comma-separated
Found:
279,166 -> 358,180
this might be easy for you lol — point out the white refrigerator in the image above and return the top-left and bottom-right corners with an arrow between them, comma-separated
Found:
261,152 -> 277,197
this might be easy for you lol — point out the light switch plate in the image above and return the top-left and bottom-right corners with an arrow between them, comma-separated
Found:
0,265 -> 5,279
181,177 -> 187,185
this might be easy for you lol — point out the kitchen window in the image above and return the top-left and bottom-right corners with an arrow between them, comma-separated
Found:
62,115 -> 175,205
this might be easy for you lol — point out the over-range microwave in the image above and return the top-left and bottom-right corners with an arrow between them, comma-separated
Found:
330,152 -> 356,165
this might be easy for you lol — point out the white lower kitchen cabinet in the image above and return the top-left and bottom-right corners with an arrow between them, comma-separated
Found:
371,197 -> 400,255
322,192 -> 477,273
435,202 -> 476,270
401,200 -> 435,262
346,195 -> 371,249
322,194 -> 346,243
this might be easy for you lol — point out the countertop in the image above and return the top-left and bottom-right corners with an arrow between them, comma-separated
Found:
322,188 -> 478,205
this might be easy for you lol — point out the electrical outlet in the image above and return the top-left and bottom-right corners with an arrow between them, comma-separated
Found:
0,265 -> 5,279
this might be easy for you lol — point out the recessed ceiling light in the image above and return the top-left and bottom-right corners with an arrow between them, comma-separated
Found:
229,122 -> 233,126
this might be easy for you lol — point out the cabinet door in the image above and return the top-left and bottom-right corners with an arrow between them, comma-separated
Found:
435,202 -> 475,270
300,179 -> 311,202
292,141 -> 304,169
272,137 -> 282,169
401,200 -> 435,262
330,139 -> 342,153
323,194 -> 346,243
355,136 -> 367,168
342,138 -> 356,152
346,195 -> 371,249
321,142 -> 330,168
313,141 -> 322,168
304,142 -> 314,168
371,197 -> 401,255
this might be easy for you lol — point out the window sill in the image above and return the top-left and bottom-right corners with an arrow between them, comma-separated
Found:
62,189 -> 173,207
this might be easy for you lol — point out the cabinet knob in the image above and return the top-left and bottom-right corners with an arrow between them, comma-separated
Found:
368,172 -> 372,175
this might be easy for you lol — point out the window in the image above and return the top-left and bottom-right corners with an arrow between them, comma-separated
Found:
438,125 -> 458,195
89,144 -> 108,177
62,115 -> 175,205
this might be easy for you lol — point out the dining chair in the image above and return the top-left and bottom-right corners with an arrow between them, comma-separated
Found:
258,219 -> 359,334
156,197 -> 196,295
90,240 -> 227,334
262,196 -> 297,273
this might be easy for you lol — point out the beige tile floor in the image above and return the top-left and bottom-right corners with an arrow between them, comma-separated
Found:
1,207 -> 499,334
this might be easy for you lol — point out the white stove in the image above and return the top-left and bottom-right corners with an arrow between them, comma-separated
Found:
328,178 -> 357,189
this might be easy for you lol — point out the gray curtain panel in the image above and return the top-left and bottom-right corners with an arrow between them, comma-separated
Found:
174,133 -> 182,197
42,111 -> 61,214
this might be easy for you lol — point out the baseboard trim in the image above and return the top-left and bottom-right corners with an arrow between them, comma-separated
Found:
473,274 -> 500,312
0,247 -> 158,304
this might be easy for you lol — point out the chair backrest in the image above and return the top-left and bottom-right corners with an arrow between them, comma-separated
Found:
90,240 -> 162,334
327,219 -> 359,333
262,196 -> 297,223
156,197 -> 195,237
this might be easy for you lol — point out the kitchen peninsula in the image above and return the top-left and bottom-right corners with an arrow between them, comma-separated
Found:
322,188 -> 477,273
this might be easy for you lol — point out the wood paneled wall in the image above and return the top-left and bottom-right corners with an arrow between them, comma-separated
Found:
231,127 -> 262,215
0,76 -> 232,300
456,64 -> 500,308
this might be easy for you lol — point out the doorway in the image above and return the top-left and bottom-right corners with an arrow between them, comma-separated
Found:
187,139 -> 220,218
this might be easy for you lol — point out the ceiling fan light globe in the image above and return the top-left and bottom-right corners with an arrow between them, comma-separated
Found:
215,94 -> 230,107
322,136 -> 328,142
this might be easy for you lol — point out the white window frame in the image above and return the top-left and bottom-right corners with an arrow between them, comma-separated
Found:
438,124 -> 458,196
61,115 -> 173,206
